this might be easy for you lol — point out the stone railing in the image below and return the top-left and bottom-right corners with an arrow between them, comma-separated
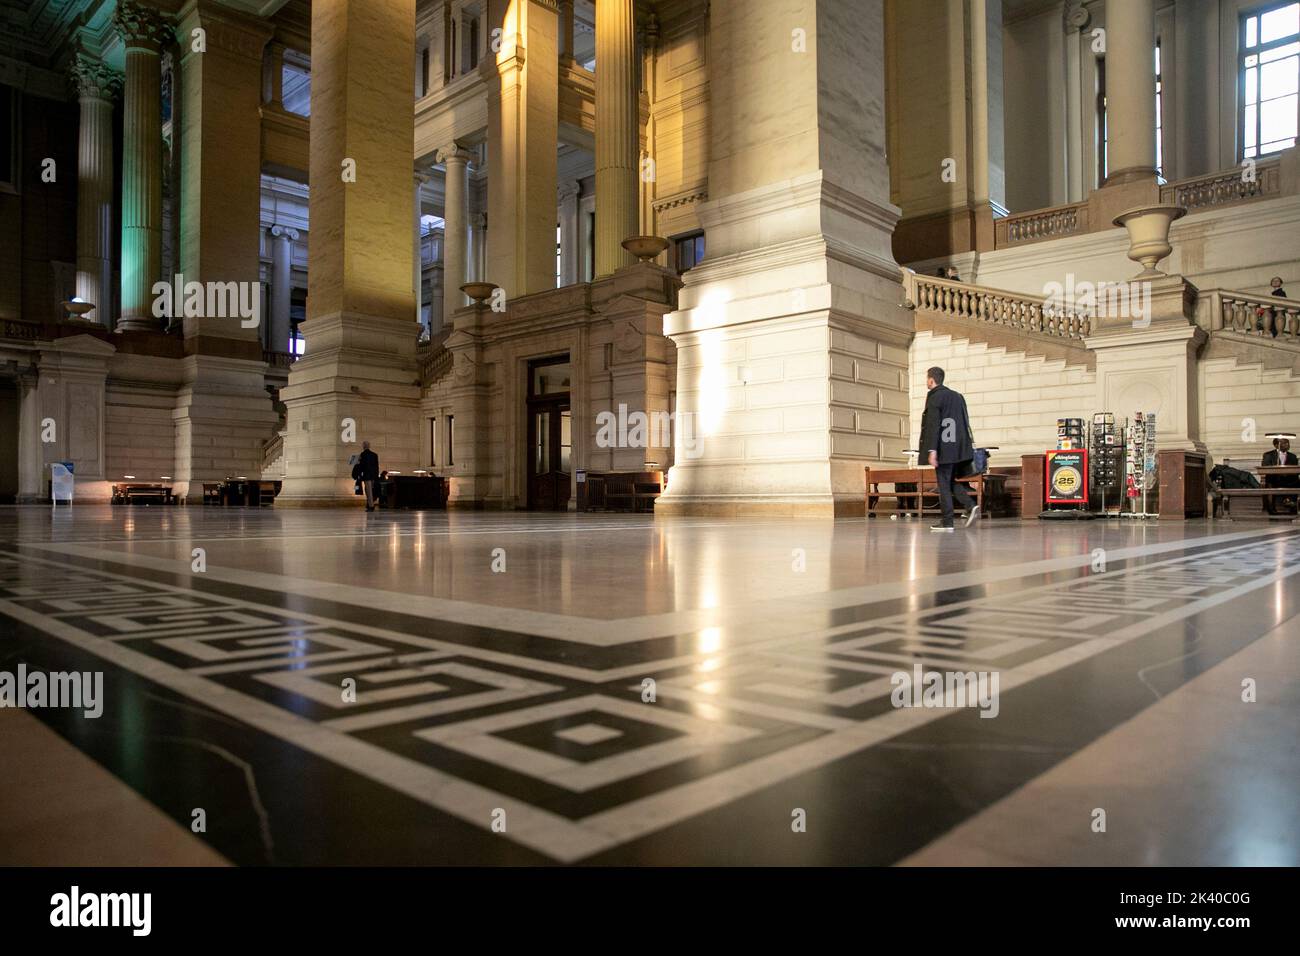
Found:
1159,156 -> 1281,212
1204,288 -> 1300,342
993,201 -> 1089,249
264,349 -> 296,370
417,339 -> 454,386
261,430 -> 285,475
901,268 -> 1093,339
2,319 -> 43,342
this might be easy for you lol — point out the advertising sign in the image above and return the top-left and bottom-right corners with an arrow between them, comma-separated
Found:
1045,449 -> 1088,504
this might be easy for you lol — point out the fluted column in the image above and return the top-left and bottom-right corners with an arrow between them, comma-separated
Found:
439,145 -> 471,328
1104,0 -> 1157,185
594,0 -> 639,276
114,1 -> 169,332
70,54 -> 123,329
268,225 -> 298,353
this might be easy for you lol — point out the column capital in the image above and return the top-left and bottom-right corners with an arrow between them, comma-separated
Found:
113,1 -> 170,52
69,53 -> 124,101
175,1 -> 273,65
437,144 -> 474,167
270,224 -> 300,241
558,179 -> 581,202
1063,1 -> 1090,33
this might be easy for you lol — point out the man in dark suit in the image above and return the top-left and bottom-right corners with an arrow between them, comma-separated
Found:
358,440 -> 381,512
919,366 -> 979,532
1262,437 -> 1299,514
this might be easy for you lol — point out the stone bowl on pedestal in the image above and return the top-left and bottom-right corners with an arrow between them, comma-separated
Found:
1112,205 -> 1187,278
62,299 -> 96,323
621,236 -> 669,263
460,282 -> 498,306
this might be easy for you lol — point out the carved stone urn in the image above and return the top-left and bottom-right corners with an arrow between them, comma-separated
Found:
1112,205 -> 1186,277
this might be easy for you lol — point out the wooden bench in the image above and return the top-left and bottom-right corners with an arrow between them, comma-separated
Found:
112,483 -> 174,505
1214,488 -> 1298,519
864,466 -> 1005,519
580,472 -> 662,513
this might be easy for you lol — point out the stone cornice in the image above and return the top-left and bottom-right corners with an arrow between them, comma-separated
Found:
175,0 -> 273,64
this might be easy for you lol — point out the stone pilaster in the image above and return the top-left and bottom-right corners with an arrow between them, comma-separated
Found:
483,0 -> 559,298
438,145 -> 472,330
114,1 -> 169,332
279,0 -> 421,505
70,54 -> 123,329
594,0 -> 639,276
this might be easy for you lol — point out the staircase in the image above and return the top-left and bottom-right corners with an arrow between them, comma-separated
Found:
900,267 -> 1095,369
261,430 -> 287,480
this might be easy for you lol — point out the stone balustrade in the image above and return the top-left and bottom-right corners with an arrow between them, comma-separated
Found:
1207,289 -> 1300,341
418,341 -> 454,385
1159,157 -> 1281,212
901,268 -> 1093,339
993,201 -> 1089,248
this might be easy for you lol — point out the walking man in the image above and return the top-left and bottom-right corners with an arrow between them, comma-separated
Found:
918,366 -> 980,532
358,440 -> 380,512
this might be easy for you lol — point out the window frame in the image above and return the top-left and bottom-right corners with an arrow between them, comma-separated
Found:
1238,0 -> 1300,160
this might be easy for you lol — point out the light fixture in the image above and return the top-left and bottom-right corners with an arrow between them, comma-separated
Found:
160,476 -> 172,481
1265,432 -> 1297,440
124,474 -> 136,480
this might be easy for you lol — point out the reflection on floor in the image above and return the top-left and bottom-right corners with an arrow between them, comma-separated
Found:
0,505 -> 1296,865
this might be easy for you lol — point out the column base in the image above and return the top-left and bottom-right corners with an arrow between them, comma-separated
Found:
654,493 -> 864,518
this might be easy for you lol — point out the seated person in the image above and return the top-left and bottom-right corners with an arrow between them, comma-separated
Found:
1262,437 -> 1299,514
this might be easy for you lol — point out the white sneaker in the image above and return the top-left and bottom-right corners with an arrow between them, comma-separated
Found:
965,504 -> 981,528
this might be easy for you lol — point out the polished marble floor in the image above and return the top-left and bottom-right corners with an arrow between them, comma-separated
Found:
0,504 -> 1297,865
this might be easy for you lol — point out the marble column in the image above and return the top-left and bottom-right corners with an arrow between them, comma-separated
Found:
269,225 -> 298,353
414,171 -> 429,329
114,1 -> 169,332
438,145 -> 471,328
594,0 -> 639,276
279,0 -> 421,505
484,0 -> 559,297
70,54 -> 123,329
659,0 -> 907,517
1104,0 -> 1157,185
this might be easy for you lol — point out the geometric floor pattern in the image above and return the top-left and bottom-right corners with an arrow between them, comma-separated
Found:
3,516 -> 1299,864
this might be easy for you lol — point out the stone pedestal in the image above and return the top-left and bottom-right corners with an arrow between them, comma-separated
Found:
1084,275 -> 1206,452
659,0 -> 909,517
279,0 -> 421,505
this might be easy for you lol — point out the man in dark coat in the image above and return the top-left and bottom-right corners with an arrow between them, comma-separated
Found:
358,440 -> 381,512
1262,436 -> 1299,514
918,366 -> 978,531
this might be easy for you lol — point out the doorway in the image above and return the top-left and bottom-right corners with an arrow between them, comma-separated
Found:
526,355 -> 572,510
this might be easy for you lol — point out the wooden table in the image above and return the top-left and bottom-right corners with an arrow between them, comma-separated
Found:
864,466 -> 1005,518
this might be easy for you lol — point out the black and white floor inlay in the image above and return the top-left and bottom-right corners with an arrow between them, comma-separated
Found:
2,520 -> 1298,865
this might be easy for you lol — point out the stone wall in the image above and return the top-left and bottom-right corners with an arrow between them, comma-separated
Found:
909,329 -> 1096,462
